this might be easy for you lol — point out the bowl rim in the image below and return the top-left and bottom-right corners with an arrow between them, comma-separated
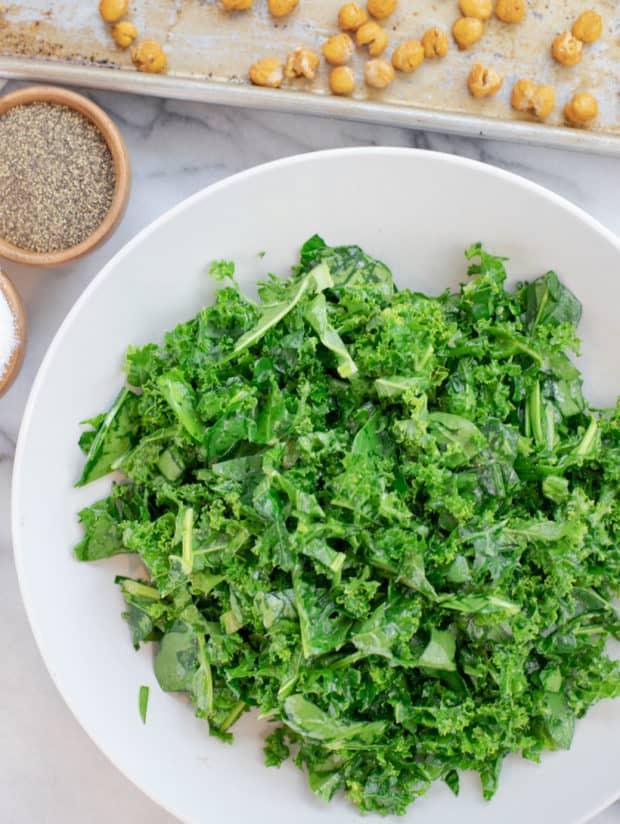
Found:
0,85 -> 131,267
0,269 -> 26,395
11,146 -> 620,822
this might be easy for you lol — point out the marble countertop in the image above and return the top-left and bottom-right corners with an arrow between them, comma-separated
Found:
1,78 -> 619,824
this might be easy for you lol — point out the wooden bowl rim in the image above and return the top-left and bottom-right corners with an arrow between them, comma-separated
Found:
0,270 -> 27,395
0,85 -> 131,268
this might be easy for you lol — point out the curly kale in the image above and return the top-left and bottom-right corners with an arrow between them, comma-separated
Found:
74,237 -> 620,816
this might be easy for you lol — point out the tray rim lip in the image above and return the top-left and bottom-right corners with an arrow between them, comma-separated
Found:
1,55 -> 619,156
11,145 -> 620,824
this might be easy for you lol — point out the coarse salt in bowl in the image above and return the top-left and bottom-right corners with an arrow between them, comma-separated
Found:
0,270 -> 26,395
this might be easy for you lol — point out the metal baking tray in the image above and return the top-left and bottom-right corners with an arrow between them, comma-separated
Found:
1,0 -> 619,154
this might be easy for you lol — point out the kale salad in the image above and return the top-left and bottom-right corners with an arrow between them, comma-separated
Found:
74,237 -> 620,816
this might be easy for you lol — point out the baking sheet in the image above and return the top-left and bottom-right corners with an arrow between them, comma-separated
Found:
0,0 -> 619,154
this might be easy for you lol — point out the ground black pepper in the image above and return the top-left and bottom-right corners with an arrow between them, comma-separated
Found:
0,102 -> 116,253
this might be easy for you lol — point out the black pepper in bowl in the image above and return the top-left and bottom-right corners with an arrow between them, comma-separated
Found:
0,101 -> 116,254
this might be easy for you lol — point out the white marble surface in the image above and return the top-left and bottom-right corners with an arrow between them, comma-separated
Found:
1,78 -> 619,824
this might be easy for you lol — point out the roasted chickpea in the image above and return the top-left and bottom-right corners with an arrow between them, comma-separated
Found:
338,2 -> 368,31
99,0 -> 128,23
322,32 -> 355,65
131,40 -> 167,73
391,39 -> 424,72
364,58 -> 395,89
495,0 -> 525,23
459,0 -> 492,21
329,65 -> 355,95
532,85 -> 556,119
564,92 -> 598,124
510,78 -> 536,112
111,20 -> 137,48
249,56 -> 284,87
221,0 -> 253,9
552,30 -> 583,66
467,63 -> 503,97
284,47 -> 320,80
367,0 -> 397,20
268,0 -> 298,17
356,21 -> 388,56
572,10 -> 602,44
511,79 -> 555,119
421,27 -> 449,58
452,17 -> 484,50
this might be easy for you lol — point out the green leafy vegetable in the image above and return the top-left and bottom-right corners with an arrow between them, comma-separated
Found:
209,259 -> 236,284
77,388 -> 140,486
75,238 -> 620,816
139,685 -> 150,724
304,293 -> 358,378
232,262 -> 332,356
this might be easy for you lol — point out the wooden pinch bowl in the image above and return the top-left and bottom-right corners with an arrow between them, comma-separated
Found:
0,270 -> 26,395
0,86 -> 130,267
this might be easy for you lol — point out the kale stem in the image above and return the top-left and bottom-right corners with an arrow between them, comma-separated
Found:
330,651 -> 365,670
575,416 -> 597,457
544,404 -> 556,451
122,580 -> 161,600
181,507 -> 194,575
197,636 -> 214,715
529,381 -> 544,447
219,701 -> 246,732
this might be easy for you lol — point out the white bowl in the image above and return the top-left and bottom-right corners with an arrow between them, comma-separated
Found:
12,148 -> 620,824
